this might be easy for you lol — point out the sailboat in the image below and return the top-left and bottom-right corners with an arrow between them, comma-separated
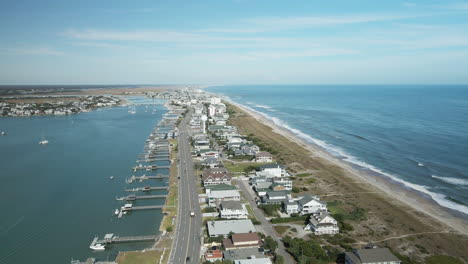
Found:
128,105 -> 136,114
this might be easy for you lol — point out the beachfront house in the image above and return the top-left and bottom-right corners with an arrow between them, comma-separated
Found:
304,211 -> 339,235
344,248 -> 401,264
219,200 -> 248,219
234,258 -> 273,264
298,194 -> 327,215
259,163 -> 286,177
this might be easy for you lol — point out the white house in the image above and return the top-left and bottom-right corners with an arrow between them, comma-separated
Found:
298,195 -> 327,215
220,201 -> 248,219
259,163 -> 286,177
305,211 -> 339,235
208,190 -> 241,206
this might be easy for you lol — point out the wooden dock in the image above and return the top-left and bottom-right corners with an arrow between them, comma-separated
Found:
122,205 -> 164,211
127,174 -> 169,183
94,234 -> 159,245
117,194 -> 167,201
136,158 -> 170,162
124,186 -> 169,192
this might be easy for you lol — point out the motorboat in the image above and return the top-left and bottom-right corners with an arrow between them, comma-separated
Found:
89,243 -> 106,251
39,140 -> 49,145
114,209 -> 119,215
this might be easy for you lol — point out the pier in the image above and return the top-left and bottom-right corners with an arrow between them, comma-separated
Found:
136,158 -> 170,162
122,205 -> 164,211
124,186 -> 169,192
127,174 -> 169,183
132,165 -> 170,172
117,194 -> 168,201
89,234 -> 160,250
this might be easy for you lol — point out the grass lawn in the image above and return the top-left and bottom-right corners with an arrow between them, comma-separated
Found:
274,225 -> 289,235
224,162 -> 271,174
116,250 -> 164,264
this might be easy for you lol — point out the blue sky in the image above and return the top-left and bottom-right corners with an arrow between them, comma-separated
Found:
1,0 -> 468,84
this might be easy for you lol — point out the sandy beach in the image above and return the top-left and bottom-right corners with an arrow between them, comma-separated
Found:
231,100 -> 468,234
217,96 -> 468,261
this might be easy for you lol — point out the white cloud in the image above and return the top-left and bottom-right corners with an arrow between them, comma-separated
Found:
1,47 -> 64,56
202,13 -> 426,33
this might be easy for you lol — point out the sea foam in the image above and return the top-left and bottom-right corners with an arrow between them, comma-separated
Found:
432,175 -> 468,186
220,95 -> 468,216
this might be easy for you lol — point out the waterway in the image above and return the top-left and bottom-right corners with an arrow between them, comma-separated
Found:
0,97 -> 168,263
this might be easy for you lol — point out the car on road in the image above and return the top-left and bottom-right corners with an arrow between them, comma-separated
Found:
186,256 -> 190,262
190,211 -> 195,217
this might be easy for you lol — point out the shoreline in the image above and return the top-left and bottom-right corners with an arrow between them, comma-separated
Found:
224,98 -> 468,236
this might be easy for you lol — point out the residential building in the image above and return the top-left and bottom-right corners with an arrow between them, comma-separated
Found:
305,211 -> 339,235
283,200 -> 300,214
207,219 -> 256,238
203,157 -> 219,168
223,248 -> 266,261
234,258 -> 272,264
344,248 -> 401,264
255,152 -> 272,163
298,194 -> 327,215
222,233 -> 261,250
259,163 -> 286,177
202,168 -> 231,186
261,191 -> 289,204
220,201 -> 248,219
204,249 -> 223,262
208,190 -> 241,206
272,177 -> 292,190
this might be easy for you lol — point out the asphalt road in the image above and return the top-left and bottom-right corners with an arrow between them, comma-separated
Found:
170,111 -> 202,264
237,179 -> 296,264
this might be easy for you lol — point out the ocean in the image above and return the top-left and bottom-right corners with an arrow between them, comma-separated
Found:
206,85 -> 468,216
0,97 -> 168,263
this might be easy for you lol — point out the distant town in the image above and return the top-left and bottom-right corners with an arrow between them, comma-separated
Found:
0,95 -> 122,117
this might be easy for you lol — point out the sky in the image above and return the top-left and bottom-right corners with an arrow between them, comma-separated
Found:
0,0 -> 468,85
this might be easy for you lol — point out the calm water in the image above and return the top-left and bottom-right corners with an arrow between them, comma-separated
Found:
207,85 -> 468,215
0,97 -> 168,263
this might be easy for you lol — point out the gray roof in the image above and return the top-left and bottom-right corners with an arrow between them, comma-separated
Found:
260,163 -> 284,169
223,248 -> 265,260
207,220 -> 256,236
345,248 -> 401,264
298,194 -> 325,206
266,191 -> 287,197
221,200 -> 243,210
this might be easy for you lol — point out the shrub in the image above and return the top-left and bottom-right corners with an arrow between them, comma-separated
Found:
166,226 -> 173,232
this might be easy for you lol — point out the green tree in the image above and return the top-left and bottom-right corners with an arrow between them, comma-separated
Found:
264,236 -> 278,252
274,254 -> 284,264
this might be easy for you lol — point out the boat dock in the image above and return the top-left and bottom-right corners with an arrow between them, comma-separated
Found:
126,174 -> 169,183
132,165 -> 170,172
89,234 -> 159,249
124,186 -> 169,192
136,158 -> 170,162
122,205 -> 164,211
116,194 -> 168,201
